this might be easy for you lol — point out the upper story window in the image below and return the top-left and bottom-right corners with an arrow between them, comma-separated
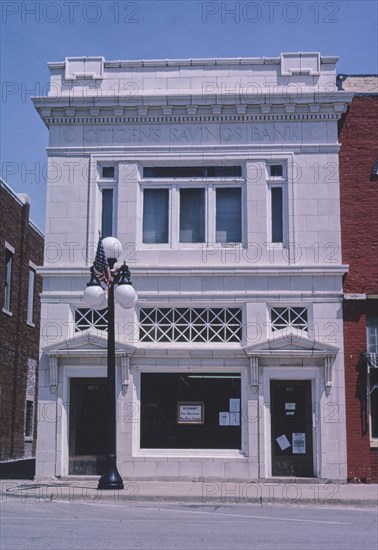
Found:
3,245 -> 14,313
101,166 -> 115,179
140,307 -> 242,343
267,163 -> 287,245
216,188 -> 242,243
27,266 -> 36,325
143,189 -> 169,244
141,166 -> 243,246
271,306 -> 308,333
271,187 -> 283,243
98,163 -> 117,238
101,189 -> 114,238
180,188 -> 205,243
270,165 -> 283,177
143,166 -> 242,179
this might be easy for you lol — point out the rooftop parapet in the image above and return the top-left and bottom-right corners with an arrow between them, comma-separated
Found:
44,53 -> 339,98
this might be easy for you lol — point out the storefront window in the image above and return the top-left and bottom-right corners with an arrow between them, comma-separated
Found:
140,373 -> 241,449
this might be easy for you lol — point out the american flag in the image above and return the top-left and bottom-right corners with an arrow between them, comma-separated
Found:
93,236 -> 111,286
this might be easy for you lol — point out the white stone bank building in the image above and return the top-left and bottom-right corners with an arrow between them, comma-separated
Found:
33,53 -> 352,481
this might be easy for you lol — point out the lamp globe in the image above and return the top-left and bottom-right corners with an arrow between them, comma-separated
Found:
102,237 -> 122,260
84,285 -> 106,307
115,284 -> 138,309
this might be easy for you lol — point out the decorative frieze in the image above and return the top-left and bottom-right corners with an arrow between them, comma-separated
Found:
37,106 -> 347,128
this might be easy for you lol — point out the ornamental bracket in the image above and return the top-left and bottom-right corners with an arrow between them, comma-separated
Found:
249,356 -> 259,392
121,355 -> 130,393
324,355 -> 335,395
49,355 -> 58,393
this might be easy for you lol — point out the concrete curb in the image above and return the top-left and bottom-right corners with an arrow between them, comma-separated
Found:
1,480 -> 377,507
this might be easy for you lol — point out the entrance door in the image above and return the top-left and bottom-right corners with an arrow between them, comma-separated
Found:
270,380 -> 314,477
69,378 -> 107,475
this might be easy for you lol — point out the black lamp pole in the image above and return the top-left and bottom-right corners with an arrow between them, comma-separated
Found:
85,252 -> 135,490
98,257 -> 124,490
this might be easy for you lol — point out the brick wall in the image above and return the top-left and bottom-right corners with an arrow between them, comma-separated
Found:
343,301 -> 377,482
0,184 -> 44,461
339,96 -> 378,294
339,95 -> 378,482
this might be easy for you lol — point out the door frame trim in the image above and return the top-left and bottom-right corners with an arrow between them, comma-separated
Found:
261,366 -> 320,479
59,366 -> 107,477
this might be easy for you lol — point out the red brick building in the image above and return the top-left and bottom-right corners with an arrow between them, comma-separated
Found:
338,75 -> 378,482
0,179 -> 44,475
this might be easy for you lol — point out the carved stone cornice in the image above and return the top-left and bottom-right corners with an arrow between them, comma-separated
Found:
32,93 -> 353,127
37,111 -> 345,127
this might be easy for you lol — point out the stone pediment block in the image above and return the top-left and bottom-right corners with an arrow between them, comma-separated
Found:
43,330 -> 135,392
243,329 -> 339,357
244,330 -> 338,392
43,328 -> 136,356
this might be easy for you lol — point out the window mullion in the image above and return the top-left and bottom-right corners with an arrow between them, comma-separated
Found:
207,184 -> 215,244
171,185 -> 178,248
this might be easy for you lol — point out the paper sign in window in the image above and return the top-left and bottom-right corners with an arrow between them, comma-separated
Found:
229,412 -> 240,426
219,412 -> 230,426
292,433 -> 306,454
229,398 -> 240,412
276,434 -> 291,451
285,403 -> 296,416
177,402 -> 204,424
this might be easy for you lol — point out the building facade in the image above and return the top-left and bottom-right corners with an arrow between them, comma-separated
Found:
33,53 -> 352,481
0,179 -> 44,470
338,75 -> 378,482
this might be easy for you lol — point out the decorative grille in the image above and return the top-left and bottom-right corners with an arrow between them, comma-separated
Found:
271,307 -> 308,332
75,308 -> 108,332
140,308 -> 242,343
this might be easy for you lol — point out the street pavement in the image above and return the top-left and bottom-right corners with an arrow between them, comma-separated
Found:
1,478 -> 377,507
1,499 -> 377,550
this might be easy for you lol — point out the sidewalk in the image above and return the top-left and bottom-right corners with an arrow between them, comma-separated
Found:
1,479 -> 377,507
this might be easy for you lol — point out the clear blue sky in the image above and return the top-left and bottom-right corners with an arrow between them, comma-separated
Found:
1,0 -> 377,230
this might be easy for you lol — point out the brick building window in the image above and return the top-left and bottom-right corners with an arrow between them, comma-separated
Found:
370,370 -> 378,440
3,246 -> 14,313
24,400 -> 34,438
271,307 -> 308,332
27,267 -> 36,325
367,318 -> 378,440
140,307 -> 242,343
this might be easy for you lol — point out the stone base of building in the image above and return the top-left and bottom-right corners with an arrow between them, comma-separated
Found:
0,458 -> 35,480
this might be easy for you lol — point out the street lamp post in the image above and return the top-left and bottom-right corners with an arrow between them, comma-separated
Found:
84,237 -> 137,490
